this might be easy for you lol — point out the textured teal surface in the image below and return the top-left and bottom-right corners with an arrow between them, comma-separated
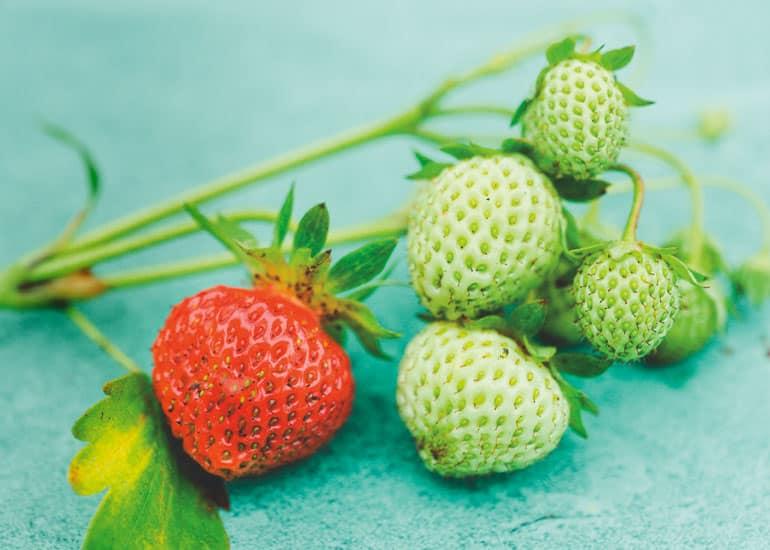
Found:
1,1 -> 769,548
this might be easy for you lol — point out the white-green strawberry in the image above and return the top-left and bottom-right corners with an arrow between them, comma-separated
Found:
573,241 -> 681,361
647,281 -> 726,365
396,321 -> 569,477
407,154 -> 563,320
516,39 -> 651,181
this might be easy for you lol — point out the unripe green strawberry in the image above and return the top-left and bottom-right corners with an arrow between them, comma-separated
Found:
522,58 -> 628,180
573,242 -> 681,361
408,154 -> 563,320
539,270 -> 582,347
647,281 -> 726,365
396,322 -> 569,477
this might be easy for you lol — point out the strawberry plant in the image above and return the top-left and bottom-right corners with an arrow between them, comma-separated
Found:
2,16 -> 770,548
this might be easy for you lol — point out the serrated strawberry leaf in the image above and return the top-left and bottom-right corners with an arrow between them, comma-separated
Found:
272,183 -> 295,249
69,373 -> 229,550
600,45 -> 635,71
551,352 -> 612,377
327,239 -> 398,293
616,81 -> 654,107
546,37 -> 576,66
293,203 -> 329,256
509,302 -> 546,338
553,176 -> 611,202
509,99 -> 531,127
407,161 -> 452,181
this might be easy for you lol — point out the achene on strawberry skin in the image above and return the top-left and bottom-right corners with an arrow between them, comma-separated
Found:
152,187 -> 398,479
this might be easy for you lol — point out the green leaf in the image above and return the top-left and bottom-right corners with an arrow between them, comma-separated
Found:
616,81 -> 654,107
546,37 -> 576,65
600,45 -> 635,71
406,161 -> 452,181
509,302 -> 546,338
272,183 -> 295,248
662,254 -> 709,286
293,203 -> 330,256
69,373 -> 229,550
562,207 -> 581,250
185,204 -> 259,269
551,352 -> 612,377
553,176 -> 611,202
327,239 -> 398,293
344,262 -> 399,302
510,99 -> 531,127
43,122 -> 101,202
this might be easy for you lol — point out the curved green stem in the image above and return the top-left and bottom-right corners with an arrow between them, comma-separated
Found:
429,105 -> 515,118
610,163 -> 646,242
26,210 -> 279,282
102,213 -> 408,290
628,141 -> 705,265
65,306 -> 141,373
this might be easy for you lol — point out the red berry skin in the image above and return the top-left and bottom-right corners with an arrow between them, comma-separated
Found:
152,285 -> 354,480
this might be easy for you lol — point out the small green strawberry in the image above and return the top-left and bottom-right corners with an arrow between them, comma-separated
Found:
515,38 -> 651,181
538,259 -> 582,346
647,281 -> 726,365
573,241 -> 681,362
396,321 -> 569,477
407,153 -> 563,320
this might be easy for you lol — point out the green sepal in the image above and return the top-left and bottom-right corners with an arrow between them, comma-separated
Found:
465,314 -> 508,332
508,302 -> 547,338
327,239 -> 398,293
69,373 -> 229,550
509,99 -> 531,127
564,242 -> 607,263
562,207 -> 582,251
293,203 -> 329,256
521,335 -> 556,362
407,161 -> 452,181
600,45 -> 635,71
500,138 -> 534,155
344,262 -> 400,302
337,299 -> 400,359
616,81 -> 654,107
547,366 -> 598,439
272,183 -> 295,248
553,176 -> 612,202
551,352 -> 612,378
661,253 -> 709,286
546,37 -> 576,66
323,320 -> 348,347
185,204 -> 261,271
440,142 -> 500,161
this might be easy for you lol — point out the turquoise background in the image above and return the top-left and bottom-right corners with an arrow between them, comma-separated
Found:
1,1 -> 769,548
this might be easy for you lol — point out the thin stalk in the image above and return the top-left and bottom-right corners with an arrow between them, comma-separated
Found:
102,214 -> 408,290
609,163 -> 646,242
57,13 -> 638,253
65,306 -> 141,372
628,141 -> 705,265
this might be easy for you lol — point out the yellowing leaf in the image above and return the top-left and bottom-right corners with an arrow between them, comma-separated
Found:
69,373 -> 229,550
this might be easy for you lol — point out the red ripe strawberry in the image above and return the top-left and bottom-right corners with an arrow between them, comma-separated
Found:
152,187 -> 398,479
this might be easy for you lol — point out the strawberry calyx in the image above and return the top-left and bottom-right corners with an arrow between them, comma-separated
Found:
185,185 -> 400,358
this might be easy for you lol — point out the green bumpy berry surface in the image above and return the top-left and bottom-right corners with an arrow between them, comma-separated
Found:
647,281 -> 725,365
523,59 -> 628,180
396,322 -> 569,477
573,242 -> 680,361
408,154 -> 563,320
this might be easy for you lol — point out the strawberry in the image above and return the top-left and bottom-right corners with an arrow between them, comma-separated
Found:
513,38 -> 652,181
396,321 -> 570,477
407,153 -> 563,320
152,188 -> 398,479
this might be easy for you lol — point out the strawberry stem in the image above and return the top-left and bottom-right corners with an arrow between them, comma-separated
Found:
611,163 -> 646,242
65,306 -> 141,373
627,142 -> 706,267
